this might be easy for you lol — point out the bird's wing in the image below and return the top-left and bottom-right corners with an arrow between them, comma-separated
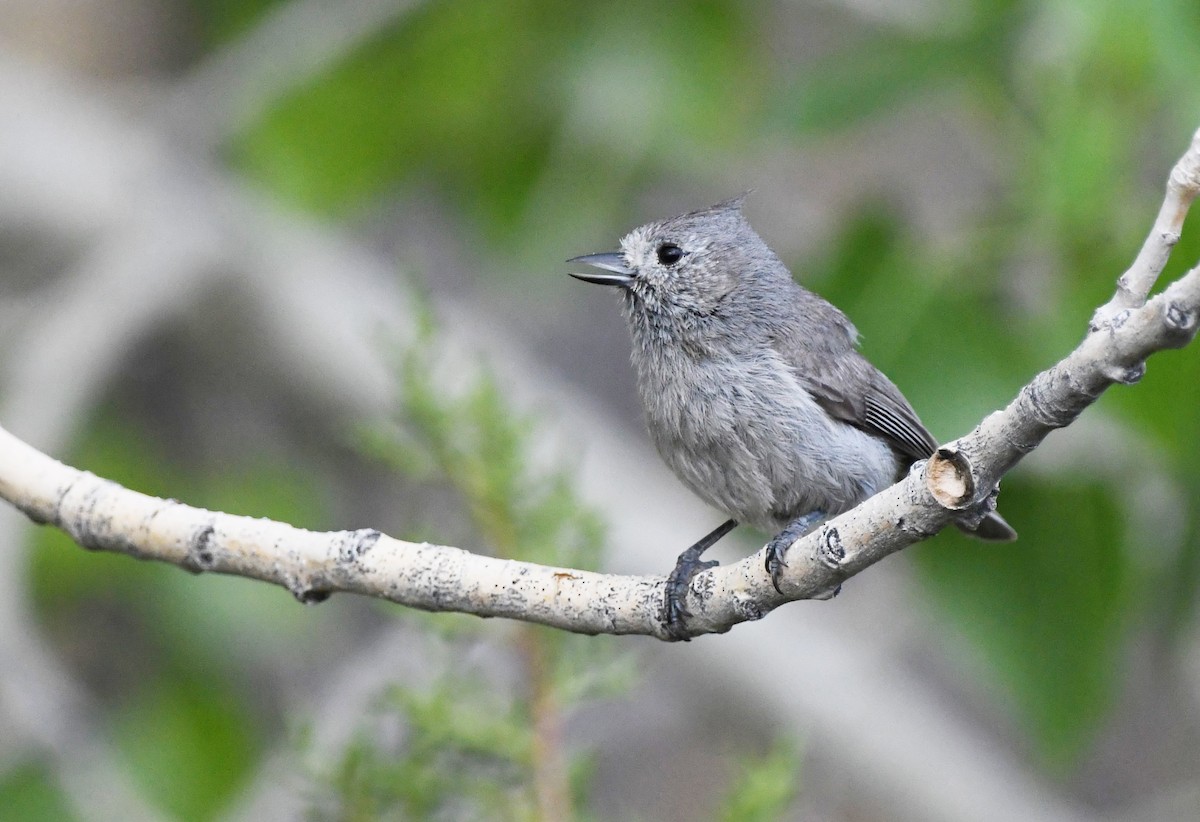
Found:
778,337 -> 938,463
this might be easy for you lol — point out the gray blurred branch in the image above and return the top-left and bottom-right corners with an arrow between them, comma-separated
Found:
167,0 -> 424,150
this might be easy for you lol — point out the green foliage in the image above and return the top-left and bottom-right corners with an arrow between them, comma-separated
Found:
27,406 -> 332,819
186,0 -> 282,44
223,1 -> 763,259
913,478 -> 1129,765
323,317 -> 617,817
770,14 -> 1016,135
232,1 -> 563,221
388,324 -> 604,573
113,673 -> 262,819
0,765 -> 77,822
312,679 -> 538,821
715,737 -> 802,822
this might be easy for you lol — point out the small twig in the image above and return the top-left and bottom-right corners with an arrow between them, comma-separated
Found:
1092,126 -> 1200,328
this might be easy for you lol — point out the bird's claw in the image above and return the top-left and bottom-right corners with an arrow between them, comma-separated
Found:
764,539 -> 789,594
659,520 -> 737,641
663,555 -> 719,642
764,509 -> 826,595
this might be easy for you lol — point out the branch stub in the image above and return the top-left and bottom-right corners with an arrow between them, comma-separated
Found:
926,447 -> 975,511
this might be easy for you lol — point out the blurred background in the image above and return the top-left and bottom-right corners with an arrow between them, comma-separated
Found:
2,0 -> 1200,820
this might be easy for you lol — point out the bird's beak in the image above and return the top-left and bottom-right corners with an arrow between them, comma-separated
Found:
567,252 -> 635,287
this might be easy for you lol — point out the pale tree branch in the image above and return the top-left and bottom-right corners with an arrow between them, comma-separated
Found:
1,127 -> 1198,642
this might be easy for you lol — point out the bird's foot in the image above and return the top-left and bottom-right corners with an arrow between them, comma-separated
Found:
663,547 -> 719,642
765,510 -> 826,593
661,519 -> 737,642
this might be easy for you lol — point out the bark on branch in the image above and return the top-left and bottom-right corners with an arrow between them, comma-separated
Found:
2,127 -> 1199,641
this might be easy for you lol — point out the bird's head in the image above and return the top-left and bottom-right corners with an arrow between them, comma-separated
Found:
568,195 -> 780,320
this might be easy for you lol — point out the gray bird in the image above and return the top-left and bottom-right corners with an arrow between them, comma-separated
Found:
569,196 -> 1015,639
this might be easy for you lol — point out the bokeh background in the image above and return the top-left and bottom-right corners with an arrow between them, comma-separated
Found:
2,1 -> 1200,820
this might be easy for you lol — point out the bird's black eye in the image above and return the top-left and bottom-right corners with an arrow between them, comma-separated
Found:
656,243 -> 685,266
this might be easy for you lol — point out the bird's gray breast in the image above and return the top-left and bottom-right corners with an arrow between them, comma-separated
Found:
633,343 -> 900,532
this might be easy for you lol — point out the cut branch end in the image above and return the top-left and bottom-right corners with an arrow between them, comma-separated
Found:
927,448 -> 974,510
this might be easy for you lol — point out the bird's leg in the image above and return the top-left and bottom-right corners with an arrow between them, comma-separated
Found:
765,510 -> 826,593
663,519 -> 738,641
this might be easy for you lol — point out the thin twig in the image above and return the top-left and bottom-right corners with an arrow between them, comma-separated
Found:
1092,126 -> 1200,328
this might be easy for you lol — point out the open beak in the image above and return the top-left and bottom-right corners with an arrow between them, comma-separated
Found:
567,252 -> 635,287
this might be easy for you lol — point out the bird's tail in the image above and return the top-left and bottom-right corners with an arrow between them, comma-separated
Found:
955,510 -> 1017,542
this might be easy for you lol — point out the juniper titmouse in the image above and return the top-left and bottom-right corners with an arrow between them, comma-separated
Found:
569,196 -> 1015,638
